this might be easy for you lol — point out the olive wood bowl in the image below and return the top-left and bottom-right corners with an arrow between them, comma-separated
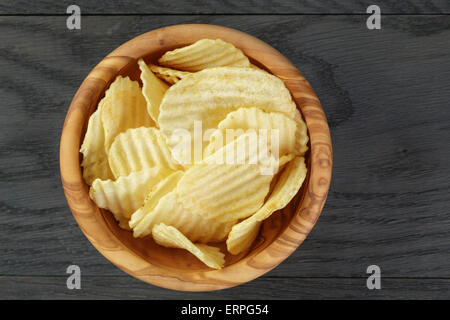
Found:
59,24 -> 332,291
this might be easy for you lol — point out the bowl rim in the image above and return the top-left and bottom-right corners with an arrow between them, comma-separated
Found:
59,23 -> 332,292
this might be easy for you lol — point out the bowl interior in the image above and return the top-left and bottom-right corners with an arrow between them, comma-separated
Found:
88,52 -> 310,272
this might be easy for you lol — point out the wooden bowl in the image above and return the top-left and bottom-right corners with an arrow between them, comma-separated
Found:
60,24 -> 332,291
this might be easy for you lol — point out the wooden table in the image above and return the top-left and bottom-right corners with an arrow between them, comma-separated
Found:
0,1 -> 449,299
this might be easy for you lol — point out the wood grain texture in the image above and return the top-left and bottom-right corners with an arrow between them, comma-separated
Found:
59,24 -> 332,291
1,0 -> 450,14
1,276 -> 449,300
0,14 -> 449,298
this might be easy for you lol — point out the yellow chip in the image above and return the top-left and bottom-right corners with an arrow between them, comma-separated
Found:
177,162 -> 272,222
205,107 -> 300,157
159,67 -> 298,162
101,76 -> 154,150
129,170 -> 184,229
226,221 -> 262,256
80,105 -> 114,185
152,223 -> 225,269
89,166 -> 173,228
227,156 -> 307,254
202,131 -> 294,168
132,190 -> 235,243
226,171 -> 283,249
149,64 -> 191,85
154,73 -> 179,85
292,108 -> 309,155
177,133 -> 294,222
158,39 -> 250,72
108,127 -> 181,178
137,59 -> 169,123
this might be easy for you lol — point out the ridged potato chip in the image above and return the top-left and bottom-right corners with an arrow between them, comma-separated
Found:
80,105 -> 114,185
108,127 -> 180,178
153,73 -> 179,85
137,59 -> 169,123
205,107 -> 299,157
227,156 -> 307,254
132,190 -> 235,243
227,221 -> 262,256
101,76 -> 154,150
89,166 -> 173,228
158,39 -> 250,72
158,67 -> 298,161
202,125 -> 295,168
177,133 -> 294,222
177,162 -> 273,220
292,108 -> 309,155
178,163 -> 272,222
152,223 -> 225,269
129,170 -> 184,229
149,64 -> 191,84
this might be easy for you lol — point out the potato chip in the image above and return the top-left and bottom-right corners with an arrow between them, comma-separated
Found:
176,133 -> 294,223
292,108 -> 309,155
153,73 -> 179,85
227,156 -> 307,254
137,59 -> 169,123
89,166 -> 173,228
80,105 -> 114,185
205,107 -> 299,157
132,190 -> 235,243
178,163 -> 272,222
226,221 -> 262,256
129,170 -> 184,229
202,131 -> 294,168
101,76 -> 154,150
148,64 -> 191,85
158,67 -> 298,161
158,39 -> 250,72
152,223 -> 225,269
108,127 -> 180,178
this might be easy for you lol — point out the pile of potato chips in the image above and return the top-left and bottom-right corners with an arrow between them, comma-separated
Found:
81,39 -> 308,269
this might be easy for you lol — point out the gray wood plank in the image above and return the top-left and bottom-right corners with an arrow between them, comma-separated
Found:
0,0 -> 449,15
0,14 -> 449,290
1,276 -> 449,299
